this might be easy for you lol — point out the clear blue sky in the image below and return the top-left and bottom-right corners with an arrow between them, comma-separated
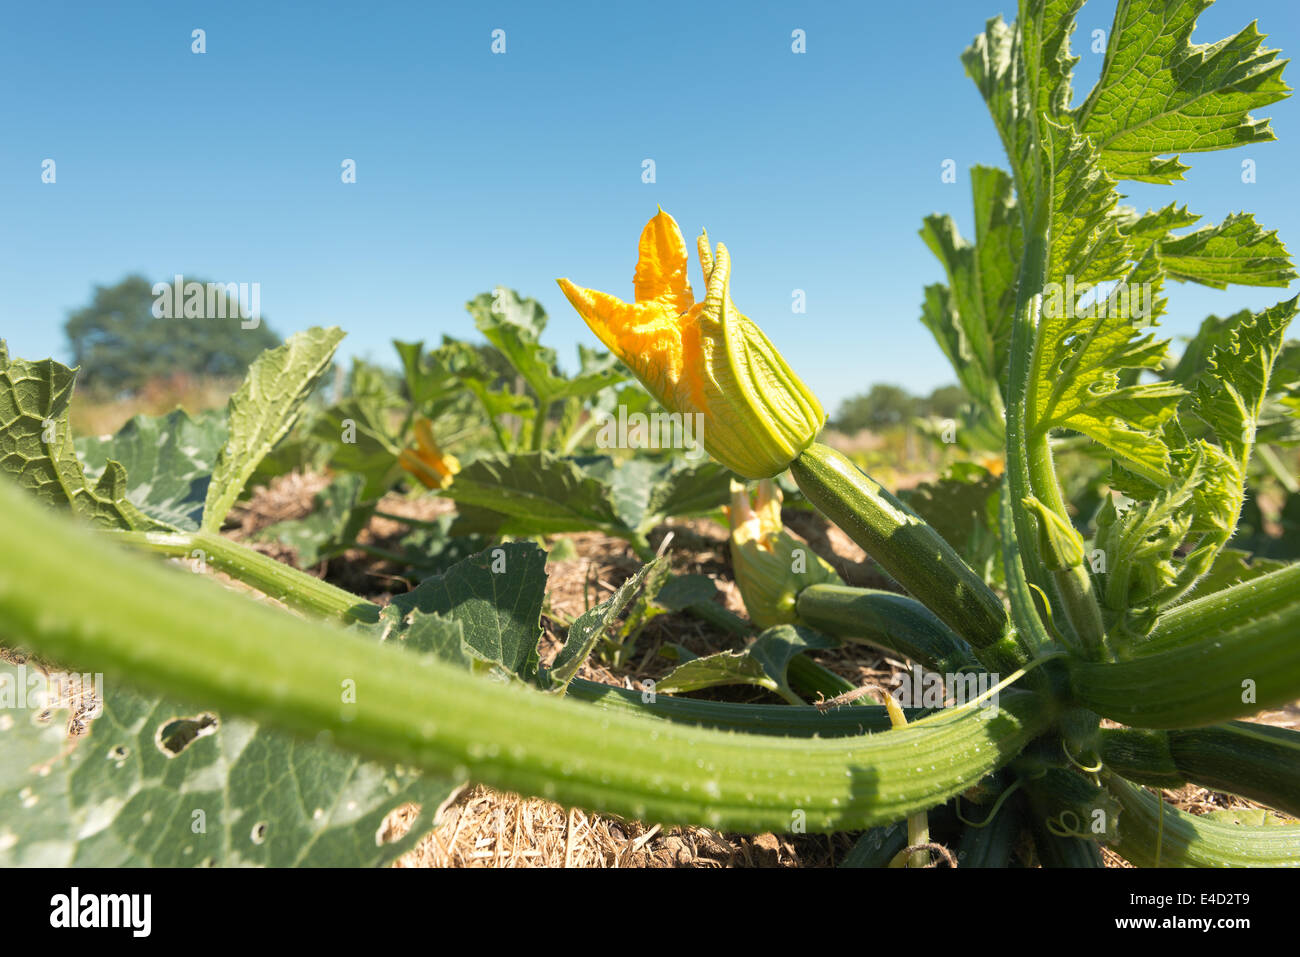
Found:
2,0 -> 1297,411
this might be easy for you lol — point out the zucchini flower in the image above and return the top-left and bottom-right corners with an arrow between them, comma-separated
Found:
727,479 -> 841,628
557,210 -> 824,479
400,416 -> 460,490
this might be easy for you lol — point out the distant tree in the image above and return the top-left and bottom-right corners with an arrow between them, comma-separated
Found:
832,384 -> 918,432
920,384 -> 966,419
65,274 -> 280,391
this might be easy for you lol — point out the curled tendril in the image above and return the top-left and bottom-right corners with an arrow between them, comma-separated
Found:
1026,581 -> 1070,647
1061,739 -> 1104,789
955,777 -> 1026,829
1045,809 -> 1090,840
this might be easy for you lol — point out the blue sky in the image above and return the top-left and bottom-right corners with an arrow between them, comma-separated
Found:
2,0 -> 1297,411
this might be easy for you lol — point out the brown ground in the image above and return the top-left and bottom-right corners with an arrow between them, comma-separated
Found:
214,470 -> 1299,868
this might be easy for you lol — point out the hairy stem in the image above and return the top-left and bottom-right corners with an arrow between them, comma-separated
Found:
1105,775 -> 1300,867
0,482 -> 1052,833
1070,592 -> 1300,728
1100,723 -> 1300,818
108,529 -> 378,623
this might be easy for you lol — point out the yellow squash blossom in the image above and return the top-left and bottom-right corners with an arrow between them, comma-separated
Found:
400,416 -> 460,490
726,479 -> 841,628
557,209 -> 824,479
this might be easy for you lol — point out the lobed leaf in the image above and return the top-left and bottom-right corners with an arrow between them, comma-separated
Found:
383,540 -> 549,682
76,409 -> 226,531
656,625 -> 838,703
1076,1 -> 1291,184
0,661 -> 460,867
0,343 -> 163,532
439,452 -> 623,536
202,327 -> 344,531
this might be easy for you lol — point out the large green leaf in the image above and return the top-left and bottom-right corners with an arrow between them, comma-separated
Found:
1040,118 -> 1131,288
1175,297 -> 1298,549
903,463 -> 1001,576
919,165 -> 1020,418
202,327 -> 344,531
376,610 -> 476,669
1099,302 -> 1297,625
656,625 -> 838,704
962,2 -> 1293,498
440,452 -> 623,535
0,661 -> 460,866
1192,298 -> 1296,468
0,342 -> 161,531
393,339 -> 468,411
1121,207 -> 1296,289
1076,1 -> 1291,184
587,456 -> 731,533
76,409 -> 227,531
383,541 -> 549,682
311,398 -> 405,500
1032,251 -> 1184,483
467,289 -> 623,405
962,14 -> 1037,201
642,460 -> 733,523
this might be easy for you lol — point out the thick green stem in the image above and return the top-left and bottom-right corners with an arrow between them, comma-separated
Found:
789,443 -> 1010,656
1052,566 -> 1106,659
1003,229 -> 1054,620
566,677 -> 918,736
108,529 -> 378,623
1100,723 -> 1300,818
0,481 -> 1052,833
795,584 -> 978,674
1031,454 -> 1106,659
120,515 -> 878,737
1070,592 -> 1300,728
1105,775 -> 1300,867
1140,562 -> 1300,654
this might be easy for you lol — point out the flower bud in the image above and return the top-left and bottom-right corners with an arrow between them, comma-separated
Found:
727,479 -> 841,628
558,210 -> 824,478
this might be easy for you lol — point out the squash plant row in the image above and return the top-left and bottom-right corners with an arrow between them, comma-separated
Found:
1,0 -> 1299,867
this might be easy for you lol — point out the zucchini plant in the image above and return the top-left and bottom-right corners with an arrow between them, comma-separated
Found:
1,0 -> 1298,867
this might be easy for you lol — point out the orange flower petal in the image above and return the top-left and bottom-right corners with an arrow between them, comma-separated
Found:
697,230 -> 714,287
556,278 -> 702,410
633,209 -> 694,312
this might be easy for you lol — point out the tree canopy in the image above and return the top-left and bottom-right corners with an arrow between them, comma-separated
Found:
65,275 -> 281,391
832,383 -> 965,433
